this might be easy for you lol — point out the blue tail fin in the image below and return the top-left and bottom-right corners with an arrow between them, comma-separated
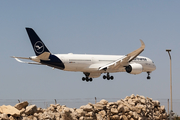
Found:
26,28 -> 50,56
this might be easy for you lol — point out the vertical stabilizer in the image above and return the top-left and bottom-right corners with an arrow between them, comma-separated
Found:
26,28 -> 50,56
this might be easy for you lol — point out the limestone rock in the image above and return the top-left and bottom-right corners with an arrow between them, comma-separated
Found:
128,99 -> 135,106
98,110 -> 106,118
76,108 -> 85,117
79,116 -> 84,120
107,102 -> 118,107
38,111 -> 55,120
99,99 -> 108,105
0,105 -> 20,117
96,113 -> 103,120
132,112 -> 139,119
80,104 -> 93,112
159,105 -> 165,113
118,104 -> 124,113
111,114 -> 119,120
85,111 -> 94,117
25,105 -> 37,115
20,108 -> 26,115
162,113 -> 167,119
122,115 -> 128,120
140,99 -> 146,104
36,107 -> 43,114
131,94 -> 135,99
153,100 -> 160,107
9,116 -> 16,120
111,108 -> 118,114
0,114 -> 9,120
124,106 -> 130,113
14,101 -> 29,110
93,103 -> 105,111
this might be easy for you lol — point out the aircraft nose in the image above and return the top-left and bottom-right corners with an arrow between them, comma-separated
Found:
152,63 -> 156,71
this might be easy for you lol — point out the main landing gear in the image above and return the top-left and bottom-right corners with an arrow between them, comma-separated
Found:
82,72 -> 93,82
82,77 -> 92,82
147,72 -> 151,79
103,73 -> 114,80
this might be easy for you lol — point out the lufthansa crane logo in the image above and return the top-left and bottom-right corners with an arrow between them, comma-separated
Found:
34,41 -> 44,54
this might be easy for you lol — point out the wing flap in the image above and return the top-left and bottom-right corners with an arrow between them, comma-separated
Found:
99,56 -> 126,71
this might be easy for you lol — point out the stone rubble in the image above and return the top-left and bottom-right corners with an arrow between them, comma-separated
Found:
0,94 -> 168,120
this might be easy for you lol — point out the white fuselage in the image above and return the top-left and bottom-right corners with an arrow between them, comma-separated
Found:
53,53 -> 156,73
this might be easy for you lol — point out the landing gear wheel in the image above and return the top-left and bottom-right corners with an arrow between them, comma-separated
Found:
86,77 -> 89,82
82,72 -> 93,82
103,73 -> 114,80
82,77 -> 86,81
147,72 -> 151,80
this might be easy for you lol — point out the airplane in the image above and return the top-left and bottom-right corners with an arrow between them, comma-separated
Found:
12,28 -> 156,82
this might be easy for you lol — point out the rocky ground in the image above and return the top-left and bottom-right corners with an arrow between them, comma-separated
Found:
0,94 -> 168,120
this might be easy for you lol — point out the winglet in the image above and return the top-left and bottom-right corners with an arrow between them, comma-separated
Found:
140,39 -> 145,49
127,39 -> 145,62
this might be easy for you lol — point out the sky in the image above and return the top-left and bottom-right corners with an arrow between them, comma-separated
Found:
1,0 -> 180,115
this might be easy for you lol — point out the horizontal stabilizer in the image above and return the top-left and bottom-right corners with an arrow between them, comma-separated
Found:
12,56 -> 42,65
11,56 -> 31,60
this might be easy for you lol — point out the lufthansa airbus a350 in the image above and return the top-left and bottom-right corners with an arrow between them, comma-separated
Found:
13,28 -> 156,82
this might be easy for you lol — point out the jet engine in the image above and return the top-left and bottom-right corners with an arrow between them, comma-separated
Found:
125,63 -> 143,75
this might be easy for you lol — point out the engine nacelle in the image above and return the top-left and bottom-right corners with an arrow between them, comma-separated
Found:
125,63 -> 143,75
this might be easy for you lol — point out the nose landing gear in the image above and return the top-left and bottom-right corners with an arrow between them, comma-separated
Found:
103,73 -> 114,80
147,72 -> 151,79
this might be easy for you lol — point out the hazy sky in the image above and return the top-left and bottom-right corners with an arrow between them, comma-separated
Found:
1,1 -> 180,114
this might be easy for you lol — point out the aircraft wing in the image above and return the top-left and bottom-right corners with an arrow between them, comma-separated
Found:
99,39 -> 145,71
12,56 -> 42,65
